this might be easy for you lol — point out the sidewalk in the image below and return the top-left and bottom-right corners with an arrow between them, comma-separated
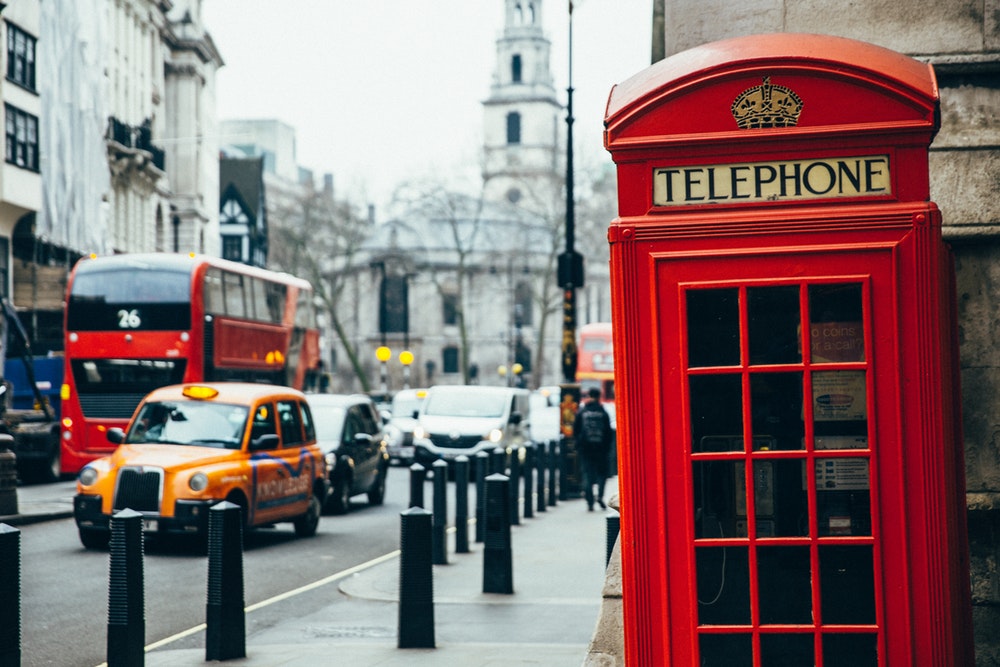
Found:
5,477 -> 617,667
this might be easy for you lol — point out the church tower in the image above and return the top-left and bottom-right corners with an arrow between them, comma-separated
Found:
482,0 -> 562,208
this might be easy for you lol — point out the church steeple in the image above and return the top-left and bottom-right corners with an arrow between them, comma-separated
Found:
482,0 -> 562,207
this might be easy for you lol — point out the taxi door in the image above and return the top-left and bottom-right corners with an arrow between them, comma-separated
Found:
250,400 -> 314,525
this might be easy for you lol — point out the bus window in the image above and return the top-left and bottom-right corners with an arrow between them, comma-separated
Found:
223,271 -> 246,317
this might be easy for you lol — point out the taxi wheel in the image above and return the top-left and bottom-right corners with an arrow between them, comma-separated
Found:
294,493 -> 322,537
79,527 -> 110,550
325,478 -> 352,515
368,465 -> 387,506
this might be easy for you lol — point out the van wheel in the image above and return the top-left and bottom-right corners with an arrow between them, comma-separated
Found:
294,493 -> 322,537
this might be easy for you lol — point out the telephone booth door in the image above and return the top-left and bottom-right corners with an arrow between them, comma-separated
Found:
664,249 -> 895,665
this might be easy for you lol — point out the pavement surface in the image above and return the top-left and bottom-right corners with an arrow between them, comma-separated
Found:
3,475 -> 617,667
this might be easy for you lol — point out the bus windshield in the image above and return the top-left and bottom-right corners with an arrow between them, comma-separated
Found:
66,267 -> 191,331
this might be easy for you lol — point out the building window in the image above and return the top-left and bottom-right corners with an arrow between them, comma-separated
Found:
443,292 -> 458,326
222,235 -> 243,262
506,112 -> 521,144
6,22 -> 36,91
4,104 -> 38,171
514,280 -> 533,326
511,54 -> 522,83
0,236 -> 9,299
380,274 -> 409,334
442,346 -> 459,374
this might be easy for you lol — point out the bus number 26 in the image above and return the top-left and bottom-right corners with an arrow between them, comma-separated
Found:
117,309 -> 141,329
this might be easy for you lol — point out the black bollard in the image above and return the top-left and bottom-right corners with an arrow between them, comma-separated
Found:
482,473 -> 513,594
475,451 -> 489,543
491,446 -> 506,476
409,463 -> 426,508
523,444 -> 534,519
398,507 -> 435,649
509,448 -> 521,526
431,459 -> 448,565
0,524 -> 20,667
453,455 -> 470,553
206,501 -> 246,661
606,511 -> 621,567
106,508 -> 144,667
535,442 -> 547,512
548,440 -> 558,506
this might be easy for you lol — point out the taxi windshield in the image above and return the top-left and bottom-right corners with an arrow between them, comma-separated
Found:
127,400 -> 249,449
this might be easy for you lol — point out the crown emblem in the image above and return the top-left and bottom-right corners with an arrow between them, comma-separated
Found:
731,76 -> 803,129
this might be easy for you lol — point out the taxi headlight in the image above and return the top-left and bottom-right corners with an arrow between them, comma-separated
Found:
487,428 -> 504,443
413,426 -> 427,440
325,452 -> 336,467
189,472 -> 209,492
79,466 -> 99,487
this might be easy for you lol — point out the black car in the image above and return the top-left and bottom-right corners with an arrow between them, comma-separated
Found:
307,394 -> 390,514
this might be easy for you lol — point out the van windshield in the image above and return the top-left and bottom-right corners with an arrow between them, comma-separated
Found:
424,391 -> 507,418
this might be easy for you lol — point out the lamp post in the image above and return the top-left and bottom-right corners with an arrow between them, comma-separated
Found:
498,365 -> 508,386
512,363 -> 523,389
400,350 -> 414,390
558,1 -> 584,498
376,346 -> 391,395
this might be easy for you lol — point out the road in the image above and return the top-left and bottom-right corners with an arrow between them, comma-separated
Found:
18,467 -> 414,667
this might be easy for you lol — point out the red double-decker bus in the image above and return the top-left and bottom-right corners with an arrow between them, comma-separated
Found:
60,253 -> 321,474
578,322 -> 615,402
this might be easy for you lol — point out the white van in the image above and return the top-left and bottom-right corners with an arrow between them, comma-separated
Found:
412,385 -> 532,466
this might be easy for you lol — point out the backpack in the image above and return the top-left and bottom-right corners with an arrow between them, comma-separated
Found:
580,408 -> 607,447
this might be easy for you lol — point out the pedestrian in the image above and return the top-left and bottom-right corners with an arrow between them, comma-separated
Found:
574,387 -> 613,511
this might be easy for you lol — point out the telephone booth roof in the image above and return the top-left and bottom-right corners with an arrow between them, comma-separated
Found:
604,33 -> 939,148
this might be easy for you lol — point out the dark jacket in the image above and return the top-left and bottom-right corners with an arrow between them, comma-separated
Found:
574,399 -> 613,466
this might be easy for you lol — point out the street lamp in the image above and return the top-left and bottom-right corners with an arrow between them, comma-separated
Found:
375,346 -> 391,395
498,365 -> 508,386
512,362 -> 524,388
399,350 -> 414,390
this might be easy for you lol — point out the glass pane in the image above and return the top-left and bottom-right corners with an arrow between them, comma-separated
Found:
812,371 -> 868,442
691,375 -> 743,452
751,372 -> 804,450
760,633 -> 814,665
820,545 -> 875,624
748,286 -> 801,365
687,288 -> 740,367
758,546 -> 812,624
815,458 -> 871,536
697,546 -> 750,625
823,633 -> 878,666
694,461 -> 746,539
699,634 -> 752,667
808,284 -> 864,363
757,459 -> 808,537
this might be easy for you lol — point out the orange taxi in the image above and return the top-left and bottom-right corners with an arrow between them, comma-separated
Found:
73,382 -> 327,549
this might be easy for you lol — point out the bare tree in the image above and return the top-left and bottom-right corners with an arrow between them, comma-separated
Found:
268,181 -> 374,391
391,180 -> 488,385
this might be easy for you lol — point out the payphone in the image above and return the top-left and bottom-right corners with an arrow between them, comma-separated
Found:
604,34 -> 972,666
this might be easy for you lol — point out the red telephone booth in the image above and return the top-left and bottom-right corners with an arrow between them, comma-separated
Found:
604,34 -> 972,665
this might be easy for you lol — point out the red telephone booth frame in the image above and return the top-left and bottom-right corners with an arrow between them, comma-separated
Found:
604,34 -> 972,666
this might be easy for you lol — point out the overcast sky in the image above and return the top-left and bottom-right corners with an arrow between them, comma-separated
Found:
201,0 -> 653,215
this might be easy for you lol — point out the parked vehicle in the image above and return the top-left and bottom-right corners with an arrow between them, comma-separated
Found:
412,385 -> 532,466
0,299 -> 62,483
73,382 -> 327,549
383,388 -> 427,465
307,393 -> 390,514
